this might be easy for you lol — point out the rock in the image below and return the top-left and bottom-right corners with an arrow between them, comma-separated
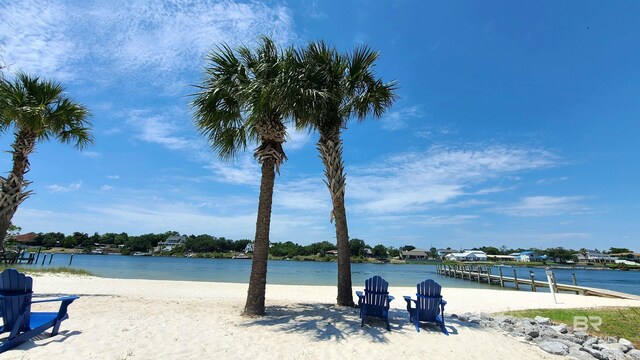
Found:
539,326 -> 559,339
494,315 -> 514,324
558,333 -> 585,345
527,329 -> 540,338
480,313 -> 494,321
457,314 -> 468,322
600,348 -> 628,360
551,324 -> 568,334
524,335 -> 533,341
569,348 -> 598,360
605,336 -> 619,344
581,347 -> 605,360
535,316 -> 551,325
583,337 -> 599,348
619,339 -> 634,349
498,322 -> 515,333
628,349 -> 640,360
450,313 -> 459,319
595,343 -> 631,353
467,315 -> 482,324
539,340 -> 570,355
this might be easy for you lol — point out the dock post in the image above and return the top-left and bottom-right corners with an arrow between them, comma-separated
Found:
529,271 -> 536,292
35,247 -> 42,264
513,269 -> 519,290
41,254 -> 47,266
49,253 -> 53,264
572,273 -> 579,295
499,267 -> 504,287
552,271 -> 558,293
487,267 -> 492,284
69,254 -> 74,266
477,267 -> 481,283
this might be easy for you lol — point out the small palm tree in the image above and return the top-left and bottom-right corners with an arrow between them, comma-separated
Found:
293,42 -> 397,306
0,73 -> 92,248
192,37 -> 291,316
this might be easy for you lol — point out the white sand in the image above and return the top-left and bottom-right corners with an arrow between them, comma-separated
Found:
1,275 -> 637,360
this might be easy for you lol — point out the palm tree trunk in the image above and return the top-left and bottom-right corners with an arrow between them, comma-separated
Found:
243,159 -> 276,316
0,130 -> 36,248
317,129 -> 354,307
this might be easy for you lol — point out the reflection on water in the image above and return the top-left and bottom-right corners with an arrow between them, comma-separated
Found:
27,254 -> 640,295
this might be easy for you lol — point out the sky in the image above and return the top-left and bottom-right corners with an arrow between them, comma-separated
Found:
0,0 -> 638,251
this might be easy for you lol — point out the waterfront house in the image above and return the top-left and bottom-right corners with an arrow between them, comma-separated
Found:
509,251 -> 545,262
486,254 -> 516,262
436,248 -> 457,259
400,248 -> 430,260
325,250 -> 338,256
244,242 -> 254,253
574,250 -> 614,263
156,235 -> 187,251
14,232 -> 37,245
445,250 -> 487,262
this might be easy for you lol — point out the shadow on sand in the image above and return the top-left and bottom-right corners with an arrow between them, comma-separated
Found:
242,303 -> 477,342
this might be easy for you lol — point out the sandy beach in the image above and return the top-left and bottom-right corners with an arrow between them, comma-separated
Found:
1,275 -> 637,360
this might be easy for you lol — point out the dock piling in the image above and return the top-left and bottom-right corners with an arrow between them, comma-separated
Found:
499,267 -> 504,287
529,271 -> 536,292
513,269 -> 519,290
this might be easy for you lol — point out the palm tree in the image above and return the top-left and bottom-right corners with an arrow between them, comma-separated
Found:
293,42 -> 397,306
191,37 -> 292,316
0,73 -> 92,248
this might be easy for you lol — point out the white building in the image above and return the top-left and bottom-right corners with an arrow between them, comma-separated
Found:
445,250 -> 487,262
156,235 -> 187,251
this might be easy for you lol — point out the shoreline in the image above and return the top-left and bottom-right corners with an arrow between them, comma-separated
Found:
4,274 -> 638,359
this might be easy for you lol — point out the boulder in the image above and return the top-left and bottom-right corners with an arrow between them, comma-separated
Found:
619,339 -> 634,349
583,337 -> 599,348
599,348 -> 629,360
551,324 -> 569,334
569,348 -> 598,360
627,349 -> 640,360
581,347 -> 605,360
539,340 -> 570,356
535,316 -> 551,325
594,343 -> 631,353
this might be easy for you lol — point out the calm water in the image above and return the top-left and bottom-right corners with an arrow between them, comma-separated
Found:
27,253 -> 640,295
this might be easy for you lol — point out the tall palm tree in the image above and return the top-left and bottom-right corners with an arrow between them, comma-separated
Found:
0,73 -> 92,248
192,37 -> 291,316
293,42 -> 397,306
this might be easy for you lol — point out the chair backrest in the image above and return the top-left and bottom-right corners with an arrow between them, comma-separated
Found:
363,275 -> 389,317
415,279 -> 442,322
0,269 -> 33,333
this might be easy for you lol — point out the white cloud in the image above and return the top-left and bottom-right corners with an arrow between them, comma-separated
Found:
81,151 -> 102,158
107,175 -> 120,180
274,178 -> 329,212
127,109 -> 195,151
349,145 -> 558,214
204,155 -> 260,186
381,105 -> 422,131
100,185 -> 114,191
0,0 -> 76,79
493,196 -> 588,217
47,181 -> 82,192
286,130 -> 312,150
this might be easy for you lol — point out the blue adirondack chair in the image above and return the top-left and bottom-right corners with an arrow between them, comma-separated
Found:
403,279 -> 448,335
356,275 -> 394,331
0,268 -> 79,353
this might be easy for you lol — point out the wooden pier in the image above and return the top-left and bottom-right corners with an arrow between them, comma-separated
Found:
436,264 -> 640,301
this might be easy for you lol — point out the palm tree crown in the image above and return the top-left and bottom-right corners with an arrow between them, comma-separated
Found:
0,72 -> 92,248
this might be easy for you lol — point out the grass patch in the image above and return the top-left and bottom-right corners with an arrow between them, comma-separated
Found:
500,307 -> 640,347
0,265 -> 94,276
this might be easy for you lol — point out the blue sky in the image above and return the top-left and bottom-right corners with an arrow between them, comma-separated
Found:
1,0 -> 638,251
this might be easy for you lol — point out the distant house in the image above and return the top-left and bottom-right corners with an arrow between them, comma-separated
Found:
510,251 -> 545,262
400,248 -> 430,260
610,253 -> 640,264
445,250 -> 487,262
244,242 -> 254,253
156,235 -> 187,251
486,254 -> 516,262
437,249 -> 457,259
325,250 -> 338,256
14,232 -> 37,245
575,250 -> 614,263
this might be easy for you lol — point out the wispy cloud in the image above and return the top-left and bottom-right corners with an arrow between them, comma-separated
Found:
127,109 -> 195,151
204,155 -> 260,186
0,0 -> 76,79
0,1 -> 295,84
100,185 -> 114,191
349,145 -> 558,214
81,151 -> 102,158
107,175 -> 120,180
381,105 -> 422,131
493,196 -> 588,217
47,181 -> 82,193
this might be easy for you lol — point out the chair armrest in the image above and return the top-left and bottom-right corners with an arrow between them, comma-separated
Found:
31,295 -> 79,304
388,295 -> 395,302
441,299 -> 447,306
355,291 -> 364,299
